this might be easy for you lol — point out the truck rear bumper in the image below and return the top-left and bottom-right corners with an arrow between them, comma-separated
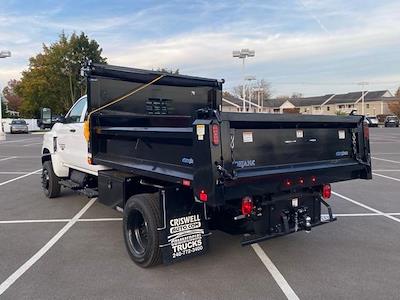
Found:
240,197 -> 336,246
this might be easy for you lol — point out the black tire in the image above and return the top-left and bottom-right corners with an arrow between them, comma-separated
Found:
123,193 -> 163,267
42,161 -> 61,198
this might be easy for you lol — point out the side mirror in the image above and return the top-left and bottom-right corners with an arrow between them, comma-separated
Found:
57,116 -> 66,123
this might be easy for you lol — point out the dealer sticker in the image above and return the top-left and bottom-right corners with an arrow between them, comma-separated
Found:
243,131 -> 253,143
338,130 -> 346,139
296,130 -> 304,138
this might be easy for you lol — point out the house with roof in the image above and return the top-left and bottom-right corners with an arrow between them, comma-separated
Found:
222,90 -> 397,116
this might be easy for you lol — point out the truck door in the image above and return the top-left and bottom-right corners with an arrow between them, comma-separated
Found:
57,96 -> 88,171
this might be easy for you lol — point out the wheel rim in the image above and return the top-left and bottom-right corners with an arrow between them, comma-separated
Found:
127,209 -> 149,256
41,168 -> 49,191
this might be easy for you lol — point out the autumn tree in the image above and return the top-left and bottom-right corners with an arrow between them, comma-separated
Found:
2,79 -> 23,112
16,32 -> 106,117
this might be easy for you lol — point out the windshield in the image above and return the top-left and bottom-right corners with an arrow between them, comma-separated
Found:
387,116 -> 398,121
11,120 -> 26,125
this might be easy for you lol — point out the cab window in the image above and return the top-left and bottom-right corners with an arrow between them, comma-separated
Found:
66,97 -> 87,123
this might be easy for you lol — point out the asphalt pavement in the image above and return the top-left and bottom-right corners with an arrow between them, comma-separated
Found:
0,128 -> 399,299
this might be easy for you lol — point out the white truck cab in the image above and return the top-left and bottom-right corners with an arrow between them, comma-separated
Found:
41,96 -> 108,196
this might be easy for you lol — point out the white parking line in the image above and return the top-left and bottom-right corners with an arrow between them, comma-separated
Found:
0,156 -> 16,162
0,138 -> 38,145
372,157 -> 400,164
0,169 -> 42,187
372,173 -> 400,182
0,218 -> 122,224
0,172 -> 41,175
0,198 -> 96,296
332,191 -> 400,224
373,170 -> 400,172
22,142 -> 42,147
251,244 -> 299,300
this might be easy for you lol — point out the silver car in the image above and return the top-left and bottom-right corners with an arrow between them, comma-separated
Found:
10,119 -> 29,134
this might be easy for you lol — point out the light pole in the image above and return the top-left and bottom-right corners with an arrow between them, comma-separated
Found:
358,81 -> 369,115
233,49 -> 255,112
244,75 -> 256,112
0,50 -> 12,141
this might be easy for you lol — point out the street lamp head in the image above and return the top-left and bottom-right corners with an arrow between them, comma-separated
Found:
232,49 -> 255,58
0,50 -> 11,58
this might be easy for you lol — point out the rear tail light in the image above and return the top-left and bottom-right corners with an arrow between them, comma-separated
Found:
311,176 -> 317,184
284,179 -> 292,187
199,190 -> 208,202
211,124 -> 220,145
322,184 -> 331,199
182,179 -> 191,187
298,178 -> 304,185
241,196 -> 254,215
363,121 -> 370,139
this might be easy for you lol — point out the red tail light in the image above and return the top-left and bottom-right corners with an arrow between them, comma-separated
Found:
322,184 -> 331,199
199,190 -> 208,202
298,178 -> 304,185
182,179 -> 191,187
241,196 -> 254,215
363,122 -> 369,139
284,179 -> 292,187
212,124 -> 220,145
311,176 -> 317,184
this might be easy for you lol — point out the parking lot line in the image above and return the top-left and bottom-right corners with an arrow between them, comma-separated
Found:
372,157 -> 400,164
22,142 -> 43,147
372,172 -> 400,182
332,191 -> 400,224
0,138 -> 38,145
251,243 -> 300,300
0,172 -> 41,175
0,219 -> 70,224
373,170 -> 400,172
0,198 -> 97,296
0,169 -> 42,187
0,156 -> 16,162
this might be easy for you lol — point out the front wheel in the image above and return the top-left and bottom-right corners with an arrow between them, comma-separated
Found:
42,161 -> 61,198
123,193 -> 162,267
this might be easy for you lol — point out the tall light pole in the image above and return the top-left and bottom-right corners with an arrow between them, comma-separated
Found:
233,49 -> 255,112
358,81 -> 369,115
0,50 -> 12,141
245,75 -> 256,111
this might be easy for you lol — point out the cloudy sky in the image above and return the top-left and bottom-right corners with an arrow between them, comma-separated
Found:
0,0 -> 399,97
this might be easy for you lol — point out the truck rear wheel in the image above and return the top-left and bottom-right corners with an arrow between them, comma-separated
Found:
42,161 -> 61,198
123,193 -> 162,267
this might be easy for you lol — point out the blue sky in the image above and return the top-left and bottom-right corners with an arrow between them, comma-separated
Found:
0,0 -> 399,97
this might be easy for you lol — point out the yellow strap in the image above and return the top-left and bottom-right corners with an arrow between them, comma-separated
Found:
84,73 -> 166,141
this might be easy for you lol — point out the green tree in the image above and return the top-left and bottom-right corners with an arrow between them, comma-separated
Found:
16,32 -> 106,117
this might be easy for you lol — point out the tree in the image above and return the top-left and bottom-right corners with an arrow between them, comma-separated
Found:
232,79 -> 271,102
16,32 -> 106,117
395,86 -> 400,98
291,92 -> 303,99
2,79 -> 23,112
155,68 -> 179,74
388,101 -> 400,117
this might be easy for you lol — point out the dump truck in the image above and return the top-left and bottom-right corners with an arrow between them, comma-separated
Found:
41,63 -> 372,267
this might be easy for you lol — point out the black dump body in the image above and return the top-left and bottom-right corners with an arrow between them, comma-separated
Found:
85,63 -> 372,207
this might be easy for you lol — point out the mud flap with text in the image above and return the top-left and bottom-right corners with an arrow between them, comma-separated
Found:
158,187 -> 210,264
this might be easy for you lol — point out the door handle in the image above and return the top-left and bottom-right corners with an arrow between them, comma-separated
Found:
69,129 -> 76,133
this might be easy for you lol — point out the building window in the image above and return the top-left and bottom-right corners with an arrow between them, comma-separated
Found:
347,104 -> 354,108
366,104 -> 370,109
327,106 -> 330,111
338,105 -> 345,109
314,106 -> 321,110
273,108 -> 280,113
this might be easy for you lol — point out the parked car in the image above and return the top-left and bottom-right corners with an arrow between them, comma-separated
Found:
384,116 -> 399,127
365,116 -> 379,127
10,119 -> 28,134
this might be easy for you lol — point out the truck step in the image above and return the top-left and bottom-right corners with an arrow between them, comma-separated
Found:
77,188 -> 99,198
59,179 -> 82,190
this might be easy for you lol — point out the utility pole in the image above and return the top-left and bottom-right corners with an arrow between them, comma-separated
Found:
358,82 -> 369,115
245,76 -> 256,111
0,50 -> 12,141
233,49 -> 255,112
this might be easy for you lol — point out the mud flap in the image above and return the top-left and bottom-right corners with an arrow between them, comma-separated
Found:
158,187 -> 210,264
